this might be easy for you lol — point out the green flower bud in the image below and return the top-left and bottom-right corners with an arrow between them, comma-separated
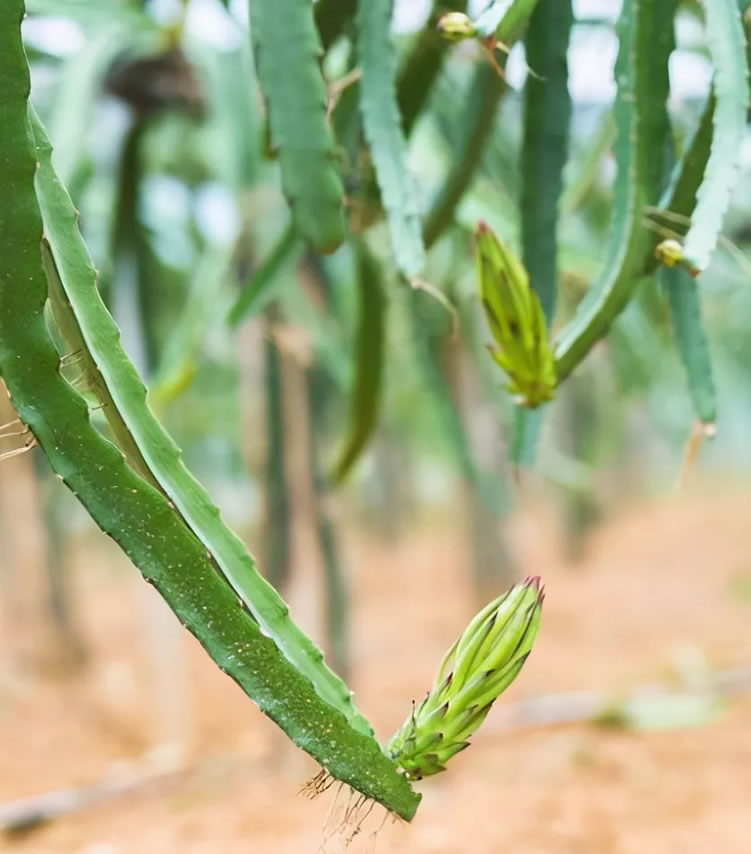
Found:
387,577 -> 544,780
475,221 -> 557,407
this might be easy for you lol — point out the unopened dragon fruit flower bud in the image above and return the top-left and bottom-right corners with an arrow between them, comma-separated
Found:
475,221 -> 557,408
387,577 -> 544,780
436,12 -> 477,41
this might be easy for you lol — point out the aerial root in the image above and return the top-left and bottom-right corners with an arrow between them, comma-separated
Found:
327,67 -> 362,120
69,373 -> 89,389
0,430 -> 29,441
481,37 -> 508,81
367,806 -> 393,853
0,433 -> 37,461
318,781 -> 347,852
344,799 -> 375,848
0,418 -> 26,439
676,419 -> 716,491
409,276 -> 458,336
313,782 -> 391,853
300,768 -> 335,800
343,792 -> 367,827
59,349 -> 84,368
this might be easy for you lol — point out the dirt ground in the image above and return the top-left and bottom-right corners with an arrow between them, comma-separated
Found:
2,479 -> 751,853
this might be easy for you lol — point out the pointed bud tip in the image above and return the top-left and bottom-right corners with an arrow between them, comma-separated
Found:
476,220 -> 489,234
523,575 -> 545,604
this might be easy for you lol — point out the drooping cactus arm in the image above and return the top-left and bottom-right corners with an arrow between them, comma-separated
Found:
0,1 -> 419,821
30,108 -> 375,740
553,0 -> 674,382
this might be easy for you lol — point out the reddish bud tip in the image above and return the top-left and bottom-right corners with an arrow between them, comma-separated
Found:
476,220 -> 489,234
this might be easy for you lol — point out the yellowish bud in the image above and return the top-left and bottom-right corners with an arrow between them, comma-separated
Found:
475,221 -> 556,407
655,238 -> 700,277
436,11 -> 477,42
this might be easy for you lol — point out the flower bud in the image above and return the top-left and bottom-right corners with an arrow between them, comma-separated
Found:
475,221 -> 556,407
655,238 -> 699,277
387,577 -> 544,780
436,12 -> 477,42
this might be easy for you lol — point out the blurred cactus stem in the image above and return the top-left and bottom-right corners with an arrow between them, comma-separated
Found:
475,221 -> 557,407
387,577 -> 544,780
437,11 -> 477,41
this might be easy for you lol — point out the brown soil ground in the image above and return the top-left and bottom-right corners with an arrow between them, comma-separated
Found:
2,480 -> 751,853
